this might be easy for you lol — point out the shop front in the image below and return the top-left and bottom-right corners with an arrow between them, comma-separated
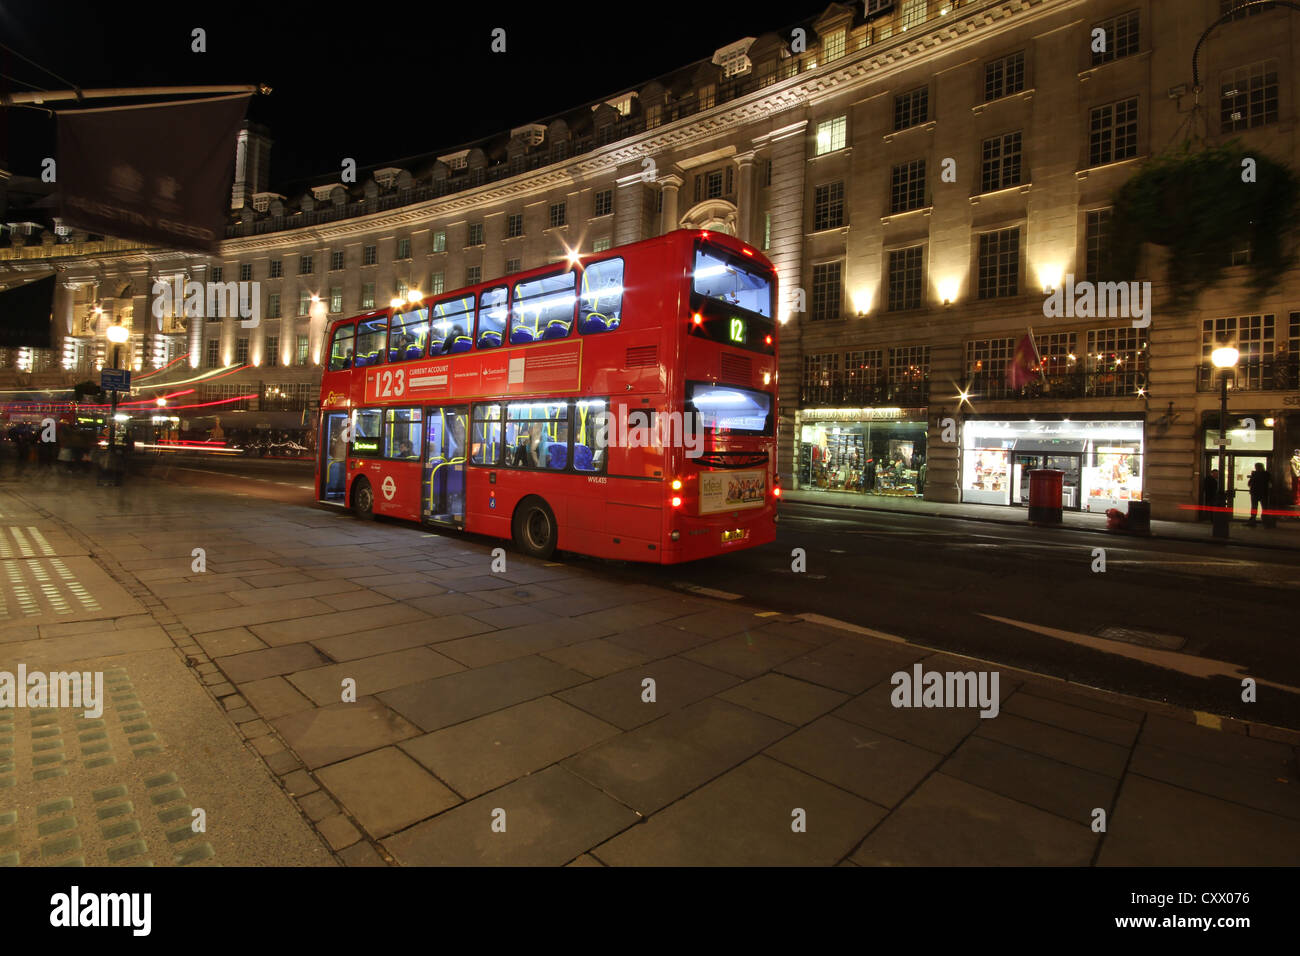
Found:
962,417 -> 1145,511
796,407 -> 928,498
1200,415 -> 1278,518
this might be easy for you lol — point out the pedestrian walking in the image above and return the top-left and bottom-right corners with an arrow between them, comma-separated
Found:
1246,462 -> 1271,526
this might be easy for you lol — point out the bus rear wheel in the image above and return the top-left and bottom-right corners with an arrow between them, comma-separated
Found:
512,497 -> 557,560
351,477 -> 376,520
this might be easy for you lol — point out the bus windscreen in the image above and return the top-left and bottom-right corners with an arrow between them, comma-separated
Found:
686,382 -> 773,436
692,246 -> 773,319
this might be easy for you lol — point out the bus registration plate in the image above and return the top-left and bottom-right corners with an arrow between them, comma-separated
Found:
699,469 -> 765,515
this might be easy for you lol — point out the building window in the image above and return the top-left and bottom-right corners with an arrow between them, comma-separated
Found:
361,283 -> 376,310
268,293 -> 281,318
763,212 -> 771,250
1230,240 -> 1252,266
299,255 -> 313,275
432,231 -> 446,253
296,334 -> 310,366
699,84 -> 716,111
966,338 -> 1016,398
205,340 -> 219,368
359,245 -> 375,267
298,292 -> 312,316
1035,332 -> 1078,382
594,190 -> 613,217
396,238 -> 411,259
1220,60 -> 1279,132
507,213 -> 524,237
593,238 -> 612,253
977,227 -> 1020,299
467,266 -> 481,285
467,223 -> 484,246
810,261 -> 843,322
985,51 -> 1026,101
889,346 -> 930,402
887,246 -> 924,312
548,203 -> 566,228
269,259 -> 283,278
980,131 -> 1023,192
893,87 -> 929,132
890,159 -> 927,214
331,250 -> 345,271
899,0 -> 926,31
238,263 -> 252,282
211,266 -> 224,283
330,286 -> 343,313
1085,208 -> 1112,282
815,115 -> 847,155
1091,10 -> 1139,66
645,103 -> 663,128
845,349 -> 882,400
505,257 -> 521,274
813,181 -> 845,231
802,353 -> 841,402
395,280 -> 409,302
235,337 -> 249,365
429,273 -> 444,296
1088,327 -> 1147,395
1089,97 -> 1139,166
265,335 -> 279,363
823,28 -> 846,62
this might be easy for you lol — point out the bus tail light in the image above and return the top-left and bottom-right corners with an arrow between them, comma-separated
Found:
692,313 -> 703,326
773,485 -> 781,499
671,478 -> 682,490
671,496 -> 683,508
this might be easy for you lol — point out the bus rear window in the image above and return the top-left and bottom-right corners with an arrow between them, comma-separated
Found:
692,246 -> 772,319
686,382 -> 773,436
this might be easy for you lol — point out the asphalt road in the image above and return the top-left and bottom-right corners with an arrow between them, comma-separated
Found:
139,453 -> 1300,729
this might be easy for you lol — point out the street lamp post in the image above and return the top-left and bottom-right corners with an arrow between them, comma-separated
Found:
1211,346 -> 1239,539
104,323 -> 130,484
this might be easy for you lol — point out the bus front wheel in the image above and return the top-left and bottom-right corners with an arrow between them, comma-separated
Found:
512,497 -> 557,560
351,477 -> 376,520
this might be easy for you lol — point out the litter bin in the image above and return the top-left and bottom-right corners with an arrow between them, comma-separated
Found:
1027,469 -> 1063,525
1126,499 -> 1151,534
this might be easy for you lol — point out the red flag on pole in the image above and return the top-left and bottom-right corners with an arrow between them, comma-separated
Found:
57,93 -> 252,254
1007,331 -> 1042,389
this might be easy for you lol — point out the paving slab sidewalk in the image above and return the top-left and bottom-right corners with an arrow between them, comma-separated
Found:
2,472 -> 1298,866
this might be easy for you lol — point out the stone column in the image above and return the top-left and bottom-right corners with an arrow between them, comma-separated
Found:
658,174 -> 683,235
733,150 -> 757,244
752,121 -> 808,485
614,170 -> 648,246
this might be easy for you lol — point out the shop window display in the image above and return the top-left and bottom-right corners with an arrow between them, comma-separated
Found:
798,420 -> 927,496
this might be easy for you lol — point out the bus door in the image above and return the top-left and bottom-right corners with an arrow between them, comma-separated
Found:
423,405 -> 468,525
320,412 -> 350,503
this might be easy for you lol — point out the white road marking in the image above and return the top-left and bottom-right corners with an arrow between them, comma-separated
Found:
675,582 -> 743,601
980,614 -> 1300,693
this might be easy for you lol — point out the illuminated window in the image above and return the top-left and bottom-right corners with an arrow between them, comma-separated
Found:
815,115 -> 847,155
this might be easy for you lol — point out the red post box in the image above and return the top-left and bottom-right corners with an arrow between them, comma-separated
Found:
1027,468 -> 1064,525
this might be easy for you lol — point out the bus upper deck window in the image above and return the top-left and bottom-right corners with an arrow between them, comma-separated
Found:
512,273 -> 577,344
430,296 -> 474,355
328,324 -> 355,371
578,259 -> 623,334
388,307 -> 429,362
353,316 -> 387,367
477,286 -> 508,349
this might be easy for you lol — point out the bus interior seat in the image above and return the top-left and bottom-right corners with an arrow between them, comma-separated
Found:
546,443 -> 569,470
403,345 -> 423,360
478,329 -> 502,349
571,443 -> 594,472
448,336 -> 473,353
542,320 -> 570,340
579,313 -> 614,334
509,325 -> 537,345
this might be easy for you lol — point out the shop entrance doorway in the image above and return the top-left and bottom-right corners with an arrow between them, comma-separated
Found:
1205,452 -> 1271,519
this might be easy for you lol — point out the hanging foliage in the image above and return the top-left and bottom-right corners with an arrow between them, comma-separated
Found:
1105,140 -> 1299,310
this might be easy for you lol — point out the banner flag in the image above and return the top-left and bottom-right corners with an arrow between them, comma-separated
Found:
56,93 -> 252,254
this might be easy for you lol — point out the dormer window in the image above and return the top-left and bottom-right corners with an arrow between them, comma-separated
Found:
823,28 -> 846,62
603,94 -> 636,117
439,150 -> 469,171
713,38 -> 755,78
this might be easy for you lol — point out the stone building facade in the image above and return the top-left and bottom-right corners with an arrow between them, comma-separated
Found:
2,0 -> 1298,518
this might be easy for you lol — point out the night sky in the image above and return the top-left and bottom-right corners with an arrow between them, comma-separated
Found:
1,0 -> 825,195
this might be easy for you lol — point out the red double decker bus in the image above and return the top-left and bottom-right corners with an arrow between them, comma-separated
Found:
314,229 -> 779,563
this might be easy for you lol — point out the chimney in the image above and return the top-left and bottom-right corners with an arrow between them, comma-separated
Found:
231,121 -> 272,210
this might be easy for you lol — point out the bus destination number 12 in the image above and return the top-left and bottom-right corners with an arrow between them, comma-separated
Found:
728,317 -> 745,344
